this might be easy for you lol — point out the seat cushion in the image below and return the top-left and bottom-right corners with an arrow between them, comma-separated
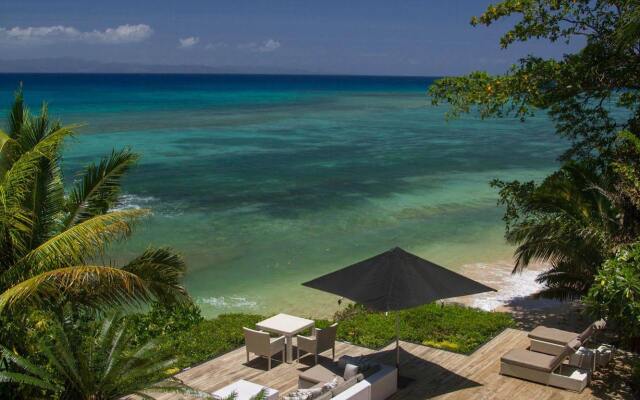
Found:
501,349 -> 558,372
299,365 -> 342,385
331,376 -> 359,397
528,326 -> 577,345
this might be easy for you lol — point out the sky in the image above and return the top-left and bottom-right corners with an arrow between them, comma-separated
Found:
0,0 -> 582,76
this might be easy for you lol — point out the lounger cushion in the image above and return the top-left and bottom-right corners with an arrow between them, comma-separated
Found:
501,349 -> 558,372
528,326 -> 577,345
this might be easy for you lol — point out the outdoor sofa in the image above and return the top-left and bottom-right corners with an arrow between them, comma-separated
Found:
286,359 -> 397,400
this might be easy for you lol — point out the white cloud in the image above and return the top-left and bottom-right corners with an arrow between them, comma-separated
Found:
258,39 -> 281,52
239,39 -> 281,53
88,24 -> 153,43
178,36 -> 199,48
0,24 -> 153,45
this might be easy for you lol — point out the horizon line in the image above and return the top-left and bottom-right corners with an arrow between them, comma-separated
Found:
0,71 -> 445,79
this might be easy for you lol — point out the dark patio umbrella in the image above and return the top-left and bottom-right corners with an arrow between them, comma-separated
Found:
302,247 -> 496,368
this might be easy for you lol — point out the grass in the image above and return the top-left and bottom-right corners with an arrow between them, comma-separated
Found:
157,303 -> 514,370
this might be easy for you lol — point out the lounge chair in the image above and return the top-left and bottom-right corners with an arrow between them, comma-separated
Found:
243,327 -> 285,370
529,319 -> 606,355
296,323 -> 338,364
500,338 -> 589,392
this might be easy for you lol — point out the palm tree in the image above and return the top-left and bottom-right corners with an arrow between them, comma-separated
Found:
496,161 -> 623,299
0,87 -> 187,314
0,313 -> 211,400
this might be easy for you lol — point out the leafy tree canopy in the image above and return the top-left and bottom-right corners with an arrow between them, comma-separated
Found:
430,0 -> 640,161
429,1 -> 640,299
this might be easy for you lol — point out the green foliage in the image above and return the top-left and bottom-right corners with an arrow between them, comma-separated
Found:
0,88 -> 189,351
64,148 -> 139,227
491,161 -> 621,299
317,303 -> 514,354
130,300 -> 205,344
155,313 -> 264,370
612,131 -> 640,211
0,313 -> 211,400
428,1 -> 640,301
586,243 -> 640,343
431,1 -> 640,161
137,305 -> 512,373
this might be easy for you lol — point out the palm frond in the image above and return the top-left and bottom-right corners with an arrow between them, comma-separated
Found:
18,102 -> 56,150
0,129 -> 21,178
0,266 -> 153,312
44,323 -> 86,393
65,148 -> 140,227
509,216 -> 605,272
0,345 -> 55,382
2,312 -> 208,399
0,370 -> 61,392
8,85 -> 25,139
121,247 -> 188,304
10,209 -> 148,280
497,161 -> 623,298
101,316 -> 131,383
0,142 -> 44,260
27,155 -> 65,249
0,343 -> 61,392
0,124 -> 74,212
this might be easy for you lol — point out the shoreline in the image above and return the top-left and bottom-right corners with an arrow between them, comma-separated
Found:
451,260 -> 562,312
195,259 -> 563,318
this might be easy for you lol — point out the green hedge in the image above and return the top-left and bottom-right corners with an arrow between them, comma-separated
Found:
154,303 -> 514,370
317,303 -> 514,354
157,313 -> 264,370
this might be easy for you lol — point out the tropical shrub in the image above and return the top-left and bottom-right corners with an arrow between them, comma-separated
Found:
0,314 -> 210,400
156,313 -> 264,370
319,303 -> 514,354
490,161 -> 620,299
586,243 -> 640,348
130,300 -> 205,345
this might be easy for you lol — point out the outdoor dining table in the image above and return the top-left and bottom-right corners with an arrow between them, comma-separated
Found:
256,313 -> 315,363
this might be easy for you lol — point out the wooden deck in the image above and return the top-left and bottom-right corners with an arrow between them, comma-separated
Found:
154,329 -> 608,400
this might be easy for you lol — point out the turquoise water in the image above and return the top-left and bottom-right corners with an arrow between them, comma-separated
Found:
0,74 -> 565,316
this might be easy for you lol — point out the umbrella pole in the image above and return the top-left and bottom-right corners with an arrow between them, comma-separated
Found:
395,312 -> 400,369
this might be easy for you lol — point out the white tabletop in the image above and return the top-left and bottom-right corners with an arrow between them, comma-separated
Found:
256,313 -> 314,336
213,379 -> 278,400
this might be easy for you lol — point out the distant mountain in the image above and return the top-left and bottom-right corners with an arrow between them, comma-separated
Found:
0,58 -> 311,75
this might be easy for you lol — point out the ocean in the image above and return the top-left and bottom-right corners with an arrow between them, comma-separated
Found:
0,74 -> 566,316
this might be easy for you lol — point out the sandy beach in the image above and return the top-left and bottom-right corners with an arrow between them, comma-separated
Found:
451,261 -> 596,335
